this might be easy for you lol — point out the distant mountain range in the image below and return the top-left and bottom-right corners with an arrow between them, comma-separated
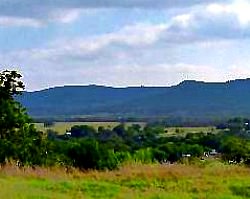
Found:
16,79 -> 250,121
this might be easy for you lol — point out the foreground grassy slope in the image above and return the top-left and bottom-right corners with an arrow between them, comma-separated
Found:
0,163 -> 249,199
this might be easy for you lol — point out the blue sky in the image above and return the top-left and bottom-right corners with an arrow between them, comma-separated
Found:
1,0 -> 250,91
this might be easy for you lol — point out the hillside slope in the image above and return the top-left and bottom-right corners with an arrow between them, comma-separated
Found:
17,79 -> 250,119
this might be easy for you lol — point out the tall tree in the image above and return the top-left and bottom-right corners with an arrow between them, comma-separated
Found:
0,70 -> 46,165
0,70 -> 28,139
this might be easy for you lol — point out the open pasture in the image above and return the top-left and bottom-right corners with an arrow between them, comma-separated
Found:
34,122 -> 146,134
0,163 -> 249,199
165,126 -> 218,136
34,122 -> 218,135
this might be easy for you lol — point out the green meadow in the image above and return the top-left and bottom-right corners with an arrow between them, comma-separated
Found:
0,162 -> 249,199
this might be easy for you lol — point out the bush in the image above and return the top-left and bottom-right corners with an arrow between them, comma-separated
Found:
133,148 -> 154,163
221,136 -> 250,163
67,139 -> 120,170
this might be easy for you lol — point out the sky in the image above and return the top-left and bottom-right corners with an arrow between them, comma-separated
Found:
1,0 -> 250,91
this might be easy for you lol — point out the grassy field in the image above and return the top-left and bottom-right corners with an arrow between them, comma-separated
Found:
34,122 -> 146,134
165,126 -> 218,136
0,162 -> 249,199
34,122 -> 217,135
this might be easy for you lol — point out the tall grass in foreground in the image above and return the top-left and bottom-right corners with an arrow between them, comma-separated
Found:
0,162 -> 249,199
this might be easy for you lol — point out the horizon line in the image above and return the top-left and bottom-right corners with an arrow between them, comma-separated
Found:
24,77 -> 250,92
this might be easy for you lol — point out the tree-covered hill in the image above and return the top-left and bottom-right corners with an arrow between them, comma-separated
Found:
16,79 -> 250,120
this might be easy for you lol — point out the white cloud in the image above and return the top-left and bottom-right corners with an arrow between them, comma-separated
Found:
0,16 -> 43,27
2,0 -> 250,90
227,65 -> 250,79
172,14 -> 192,28
207,0 -> 250,26
2,38 -> 250,91
0,0 -> 226,26
12,22 -> 167,63
50,9 -> 81,24
165,1 -> 250,43
11,2 -> 250,64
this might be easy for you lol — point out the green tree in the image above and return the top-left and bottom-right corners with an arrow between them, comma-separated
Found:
67,139 -> 119,170
0,70 -> 46,166
221,136 -> 250,164
0,70 -> 27,139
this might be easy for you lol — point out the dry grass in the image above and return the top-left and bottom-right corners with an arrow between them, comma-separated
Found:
34,122 -> 146,134
165,126 -> 218,136
0,162 -> 249,198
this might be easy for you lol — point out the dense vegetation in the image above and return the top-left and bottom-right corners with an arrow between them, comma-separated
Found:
1,70 -> 250,171
17,79 -> 250,122
46,121 -> 250,170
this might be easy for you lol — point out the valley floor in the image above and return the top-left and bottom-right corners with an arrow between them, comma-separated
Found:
0,162 -> 249,199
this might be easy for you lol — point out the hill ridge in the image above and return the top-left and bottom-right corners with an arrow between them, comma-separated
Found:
17,78 -> 250,120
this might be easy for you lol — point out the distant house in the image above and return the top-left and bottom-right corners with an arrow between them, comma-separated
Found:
65,131 -> 71,136
209,149 -> 218,156
182,154 -> 191,158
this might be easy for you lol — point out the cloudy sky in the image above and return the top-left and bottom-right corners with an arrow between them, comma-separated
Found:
1,0 -> 250,91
